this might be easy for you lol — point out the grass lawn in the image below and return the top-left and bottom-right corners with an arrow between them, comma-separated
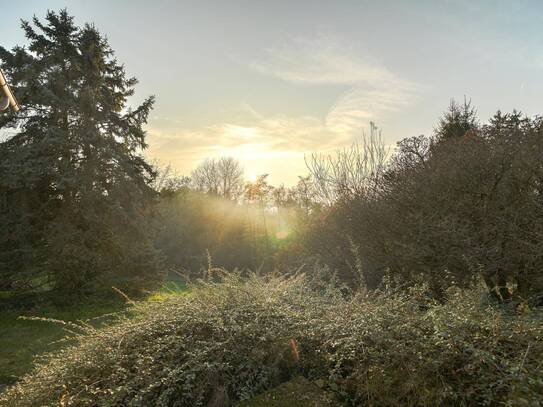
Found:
0,301 -> 127,385
0,280 -> 188,387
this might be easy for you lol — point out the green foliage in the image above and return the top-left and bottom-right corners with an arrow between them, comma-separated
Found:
304,285 -> 543,406
2,272 -> 542,406
0,281 -> 189,389
434,98 -> 478,140
0,10 -> 162,297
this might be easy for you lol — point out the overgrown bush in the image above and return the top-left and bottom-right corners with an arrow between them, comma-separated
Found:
306,104 -> 543,301
2,272 -> 542,406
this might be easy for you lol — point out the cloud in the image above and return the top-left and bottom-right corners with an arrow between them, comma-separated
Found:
146,36 -> 421,183
146,110 -> 333,168
251,36 -> 393,86
252,35 -> 421,133
326,85 -> 418,134
145,102 -> 398,184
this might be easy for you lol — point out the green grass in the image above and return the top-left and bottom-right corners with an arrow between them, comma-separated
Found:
0,280 -> 188,386
0,301 -> 126,385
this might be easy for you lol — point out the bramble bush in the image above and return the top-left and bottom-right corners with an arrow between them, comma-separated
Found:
1,270 -> 542,406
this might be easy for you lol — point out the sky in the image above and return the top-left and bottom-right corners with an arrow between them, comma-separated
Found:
2,1 -> 543,185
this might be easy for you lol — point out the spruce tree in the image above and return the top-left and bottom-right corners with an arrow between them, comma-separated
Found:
434,98 -> 478,140
0,10 -> 162,297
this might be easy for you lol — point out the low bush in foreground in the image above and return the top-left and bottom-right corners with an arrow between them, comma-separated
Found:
1,272 -> 542,406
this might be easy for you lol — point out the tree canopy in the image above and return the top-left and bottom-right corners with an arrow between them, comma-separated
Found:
0,10 -> 161,297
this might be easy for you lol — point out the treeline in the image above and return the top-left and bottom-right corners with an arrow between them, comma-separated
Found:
153,159 -> 316,275
304,103 -> 543,305
157,103 -> 543,307
1,10 -> 543,307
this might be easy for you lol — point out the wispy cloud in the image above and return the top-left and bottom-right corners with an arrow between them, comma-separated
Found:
326,84 -> 418,134
147,108 -> 333,166
251,36 -> 393,85
252,35 -> 420,133
147,36 -> 421,183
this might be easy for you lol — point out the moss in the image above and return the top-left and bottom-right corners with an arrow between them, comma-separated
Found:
236,376 -> 340,407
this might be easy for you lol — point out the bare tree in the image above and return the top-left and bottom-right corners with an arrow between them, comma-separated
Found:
191,157 -> 244,200
306,122 -> 389,204
292,176 -> 318,218
151,160 -> 190,194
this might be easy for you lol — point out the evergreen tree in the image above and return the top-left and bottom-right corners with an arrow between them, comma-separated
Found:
0,10 -> 162,297
434,98 -> 478,140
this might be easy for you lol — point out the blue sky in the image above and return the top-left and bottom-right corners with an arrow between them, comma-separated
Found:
2,1 -> 543,184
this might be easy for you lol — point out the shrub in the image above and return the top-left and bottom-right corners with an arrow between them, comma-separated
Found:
1,272 -> 542,406
304,106 -> 543,302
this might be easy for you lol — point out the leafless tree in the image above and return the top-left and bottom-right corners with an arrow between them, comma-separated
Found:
191,157 -> 244,200
150,160 -> 190,194
306,122 -> 389,204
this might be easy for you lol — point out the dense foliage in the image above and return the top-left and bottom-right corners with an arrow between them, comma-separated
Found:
0,10 -> 161,297
304,102 -> 543,303
1,9 -> 543,406
1,272 -> 542,406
